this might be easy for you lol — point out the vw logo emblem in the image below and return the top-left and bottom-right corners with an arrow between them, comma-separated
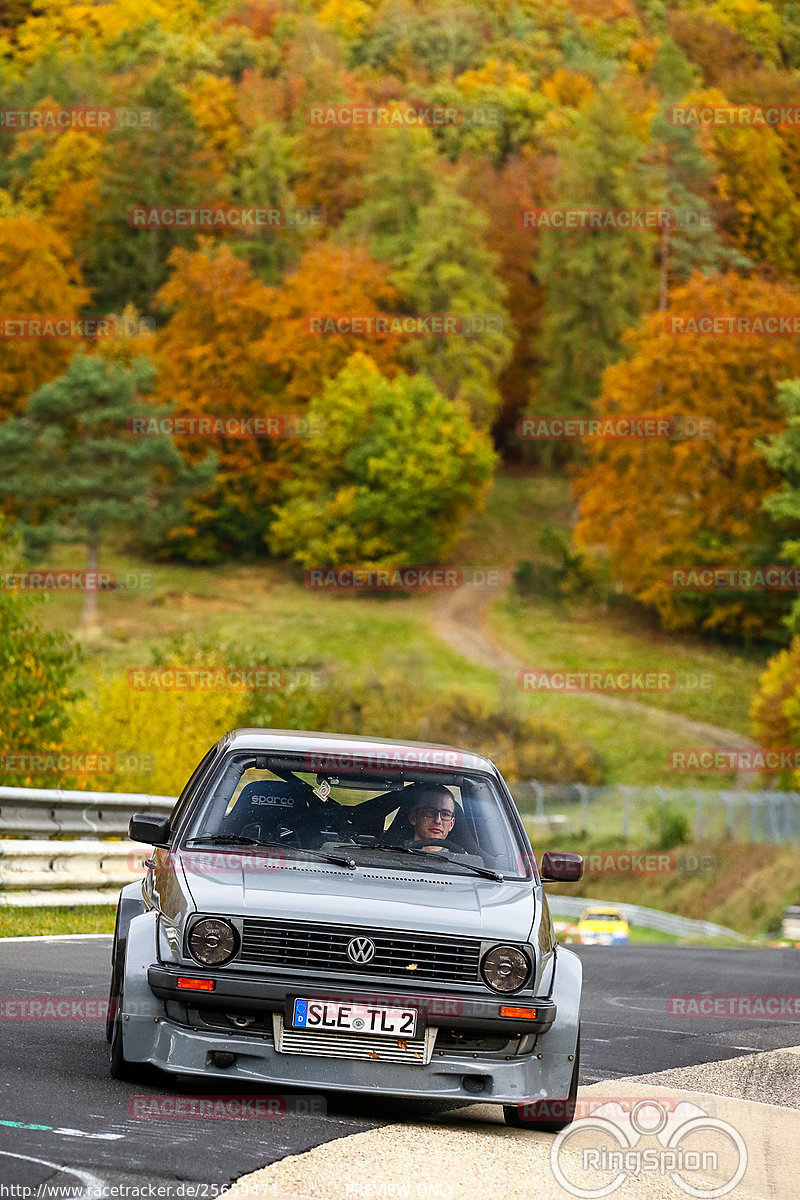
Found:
346,937 -> 376,964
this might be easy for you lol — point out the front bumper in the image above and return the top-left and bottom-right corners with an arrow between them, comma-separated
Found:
122,913 -> 582,1106
146,964 -> 558,1036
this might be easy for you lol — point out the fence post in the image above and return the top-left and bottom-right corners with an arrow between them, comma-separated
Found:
749,795 -> 759,842
693,789 -> 703,839
576,783 -> 589,836
621,786 -> 631,839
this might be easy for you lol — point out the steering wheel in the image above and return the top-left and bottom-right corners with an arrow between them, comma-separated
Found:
411,837 -> 464,853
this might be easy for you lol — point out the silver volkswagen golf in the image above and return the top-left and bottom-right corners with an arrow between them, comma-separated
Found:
108,728 -> 584,1129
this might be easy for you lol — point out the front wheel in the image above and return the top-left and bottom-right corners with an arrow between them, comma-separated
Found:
503,1027 -> 580,1132
109,966 -> 147,1082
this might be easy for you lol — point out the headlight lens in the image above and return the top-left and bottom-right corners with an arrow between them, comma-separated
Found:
481,944 -> 530,993
188,918 -> 238,966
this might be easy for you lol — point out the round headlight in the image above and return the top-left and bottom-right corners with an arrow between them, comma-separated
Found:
188,918 -> 238,966
481,945 -> 530,993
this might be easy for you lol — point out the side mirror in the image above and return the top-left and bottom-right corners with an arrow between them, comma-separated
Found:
129,812 -> 171,847
540,851 -> 583,882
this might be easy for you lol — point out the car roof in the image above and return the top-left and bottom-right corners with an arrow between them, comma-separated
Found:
220,728 -> 500,777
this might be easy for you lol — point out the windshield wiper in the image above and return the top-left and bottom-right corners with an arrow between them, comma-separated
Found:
257,840 -> 357,871
366,843 -> 504,881
185,834 -> 263,847
186,834 -> 356,870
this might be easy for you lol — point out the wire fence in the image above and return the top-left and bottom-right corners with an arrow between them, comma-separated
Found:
510,781 -> 800,845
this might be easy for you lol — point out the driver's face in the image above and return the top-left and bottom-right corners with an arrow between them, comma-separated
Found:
409,796 -> 456,844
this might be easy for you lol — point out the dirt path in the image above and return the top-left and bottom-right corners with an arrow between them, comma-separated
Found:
429,583 -> 757,754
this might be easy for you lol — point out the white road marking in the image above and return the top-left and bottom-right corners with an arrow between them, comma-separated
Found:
0,1150 -> 106,1199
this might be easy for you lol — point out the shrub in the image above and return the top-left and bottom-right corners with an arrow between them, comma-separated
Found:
645,801 -> 690,849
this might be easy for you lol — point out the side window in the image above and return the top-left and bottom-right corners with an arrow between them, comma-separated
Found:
168,745 -> 221,836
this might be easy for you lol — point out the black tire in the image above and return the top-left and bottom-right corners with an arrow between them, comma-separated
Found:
109,964 -> 147,1082
503,1027 -> 580,1132
106,903 -> 122,1043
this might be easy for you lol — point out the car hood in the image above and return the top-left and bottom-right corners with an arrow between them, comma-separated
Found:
177,853 -> 535,942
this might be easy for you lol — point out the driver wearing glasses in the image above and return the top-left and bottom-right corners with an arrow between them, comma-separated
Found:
407,784 -> 457,852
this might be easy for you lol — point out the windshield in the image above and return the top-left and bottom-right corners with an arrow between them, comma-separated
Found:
583,911 -> 624,922
180,750 -> 533,880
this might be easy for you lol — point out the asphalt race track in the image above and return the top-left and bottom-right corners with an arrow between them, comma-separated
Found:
1,939 -> 799,1196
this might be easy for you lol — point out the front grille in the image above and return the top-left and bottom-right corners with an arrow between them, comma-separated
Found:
239,917 -> 481,985
273,1015 -> 437,1064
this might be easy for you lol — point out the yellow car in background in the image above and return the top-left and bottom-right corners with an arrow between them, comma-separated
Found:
576,906 -> 630,946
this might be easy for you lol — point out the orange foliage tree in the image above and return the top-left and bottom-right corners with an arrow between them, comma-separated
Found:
255,241 -> 401,406
0,213 -> 90,419
151,239 -> 400,558
151,242 -> 278,559
573,272 -> 800,639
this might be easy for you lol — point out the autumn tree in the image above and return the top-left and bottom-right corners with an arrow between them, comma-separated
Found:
0,212 -> 90,418
256,241 -> 401,407
340,125 -> 511,427
269,353 -> 496,568
462,151 -> 553,448
535,83 -> 660,417
750,640 -> 800,789
153,242 -> 277,560
573,272 -> 800,640
392,187 -> 512,429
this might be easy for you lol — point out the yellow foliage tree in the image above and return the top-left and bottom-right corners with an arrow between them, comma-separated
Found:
65,658 -> 246,797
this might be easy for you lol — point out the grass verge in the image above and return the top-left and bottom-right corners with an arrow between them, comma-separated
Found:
0,905 -> 116,937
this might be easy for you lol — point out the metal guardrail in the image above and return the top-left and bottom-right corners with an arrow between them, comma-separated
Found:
547,894 -> 750,942
0,785 -> 174,837
0,787 -> 176,905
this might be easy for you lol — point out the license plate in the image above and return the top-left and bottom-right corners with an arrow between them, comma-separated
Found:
292,998 -> 418,1038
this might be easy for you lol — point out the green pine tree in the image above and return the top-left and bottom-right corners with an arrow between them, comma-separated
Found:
0,353 -> 216,624
339,126 -> 512,427
534,86 -> 660,418
392,188 -> 513,429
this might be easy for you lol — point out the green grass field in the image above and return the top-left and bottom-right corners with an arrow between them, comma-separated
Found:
25,471 -> 771,791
